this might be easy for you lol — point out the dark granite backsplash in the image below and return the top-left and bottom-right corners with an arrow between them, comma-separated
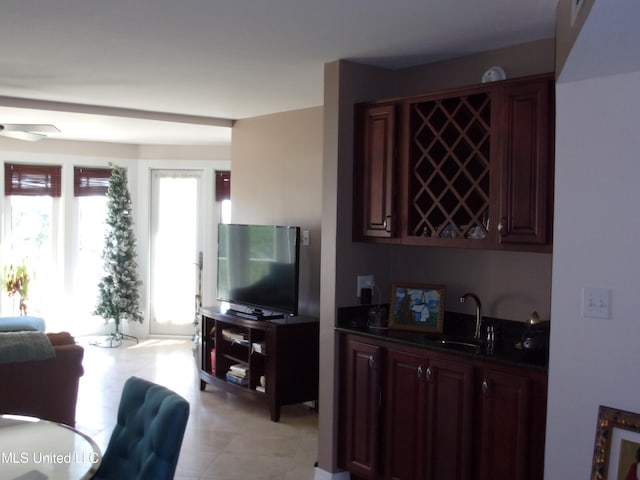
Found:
336,304 -> 550,369
337,304 -> 535,344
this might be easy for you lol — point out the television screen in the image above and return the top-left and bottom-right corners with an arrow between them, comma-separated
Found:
216,223 -> 300,317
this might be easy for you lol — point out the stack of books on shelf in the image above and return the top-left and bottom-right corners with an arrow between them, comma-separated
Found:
222,329 -> 249,346
226,363 -> 248,386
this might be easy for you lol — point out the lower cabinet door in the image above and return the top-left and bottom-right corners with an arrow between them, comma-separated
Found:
344,338 -> 382,479
479,365 -> 531,480
425,355 -> 474,480
384,348 -> 428,480
383,349 -> 474,480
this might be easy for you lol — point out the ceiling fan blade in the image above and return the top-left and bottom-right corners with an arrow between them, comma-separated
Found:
1,124 -> 60,133
0,130 -> 47,141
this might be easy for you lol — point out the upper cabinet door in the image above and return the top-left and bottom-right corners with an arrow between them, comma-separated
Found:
497,76 -> 554,249
354,103 -> 397,239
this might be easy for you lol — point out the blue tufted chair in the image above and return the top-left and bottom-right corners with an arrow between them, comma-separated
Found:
92,376 -> 190,480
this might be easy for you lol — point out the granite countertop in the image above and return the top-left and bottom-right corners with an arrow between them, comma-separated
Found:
336,305 -> 549,371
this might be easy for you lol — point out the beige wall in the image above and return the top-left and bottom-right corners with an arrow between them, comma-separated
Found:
396,37 -> 555,96
231,107 -> 323,317
0,136 -> 139,158
318,59 -> 401,476
0,137 -> 231,161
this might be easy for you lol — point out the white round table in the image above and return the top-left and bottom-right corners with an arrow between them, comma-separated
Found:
0,414 -> 101,480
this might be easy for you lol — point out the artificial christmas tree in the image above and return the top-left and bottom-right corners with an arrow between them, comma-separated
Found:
94,164 -> 143,345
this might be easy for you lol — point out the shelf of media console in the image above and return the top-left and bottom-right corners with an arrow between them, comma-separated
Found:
197,306 -> 320,422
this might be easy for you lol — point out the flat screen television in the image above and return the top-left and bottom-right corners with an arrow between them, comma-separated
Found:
216,223 -> 300,319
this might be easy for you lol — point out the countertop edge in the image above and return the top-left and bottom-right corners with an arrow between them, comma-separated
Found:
335,325 -> 548,372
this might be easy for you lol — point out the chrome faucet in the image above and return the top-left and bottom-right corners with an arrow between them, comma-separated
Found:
459,293 -> 483,341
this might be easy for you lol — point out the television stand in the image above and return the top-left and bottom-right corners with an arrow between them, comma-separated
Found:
197,306 -> 319,422
228,309 -> 284,321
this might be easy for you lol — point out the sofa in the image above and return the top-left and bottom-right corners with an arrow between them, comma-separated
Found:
0,328 -> 84,427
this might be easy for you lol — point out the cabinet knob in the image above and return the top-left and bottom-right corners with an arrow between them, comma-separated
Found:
384,215 -> 392,233
426,367 -> 433,382
369,355 -> 376,369
417,365 -> 423,379
497,219 -> 506,235
482,379 -> 489,396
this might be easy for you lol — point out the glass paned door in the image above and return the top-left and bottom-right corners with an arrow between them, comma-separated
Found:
150,170 -> 203,336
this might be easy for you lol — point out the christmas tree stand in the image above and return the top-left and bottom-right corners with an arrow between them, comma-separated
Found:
90,328 -> 139,348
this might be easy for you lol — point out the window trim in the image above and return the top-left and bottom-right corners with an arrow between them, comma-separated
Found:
215,170 -> 231,202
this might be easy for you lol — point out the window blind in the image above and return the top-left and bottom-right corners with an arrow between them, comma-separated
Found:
4,163 -> 62,197
74,167 -> 112,196
215,170 -> 231,202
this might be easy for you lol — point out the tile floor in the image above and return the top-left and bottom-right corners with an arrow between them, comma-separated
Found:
75,336 -> 319,480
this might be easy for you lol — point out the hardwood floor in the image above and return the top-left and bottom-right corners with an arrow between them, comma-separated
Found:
75,337 -> 319,479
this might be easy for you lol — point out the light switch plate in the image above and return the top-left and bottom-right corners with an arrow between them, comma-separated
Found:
582,287 -> 611,319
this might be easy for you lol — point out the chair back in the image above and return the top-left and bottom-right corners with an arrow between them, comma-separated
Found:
93,376 -> 190,480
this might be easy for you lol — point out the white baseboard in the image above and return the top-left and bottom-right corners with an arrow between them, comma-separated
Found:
314,466 -> 350,480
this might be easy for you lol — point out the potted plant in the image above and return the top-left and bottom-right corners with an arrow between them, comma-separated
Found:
2,260 -> 31,315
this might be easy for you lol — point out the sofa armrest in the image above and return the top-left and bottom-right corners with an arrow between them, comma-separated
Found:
0,340 -> 84,426
47,331 -> 77,347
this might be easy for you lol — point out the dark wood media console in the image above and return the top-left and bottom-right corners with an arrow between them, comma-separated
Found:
197,306 -> 319,422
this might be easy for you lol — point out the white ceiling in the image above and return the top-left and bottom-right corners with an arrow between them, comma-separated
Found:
0,0 -> 558,145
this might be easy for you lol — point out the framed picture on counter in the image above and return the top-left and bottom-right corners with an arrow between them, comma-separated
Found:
591,405 -> 640,480
388,283 -> 445,333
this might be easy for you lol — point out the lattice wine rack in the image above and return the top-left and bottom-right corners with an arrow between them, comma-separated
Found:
408,92 -> 492,241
